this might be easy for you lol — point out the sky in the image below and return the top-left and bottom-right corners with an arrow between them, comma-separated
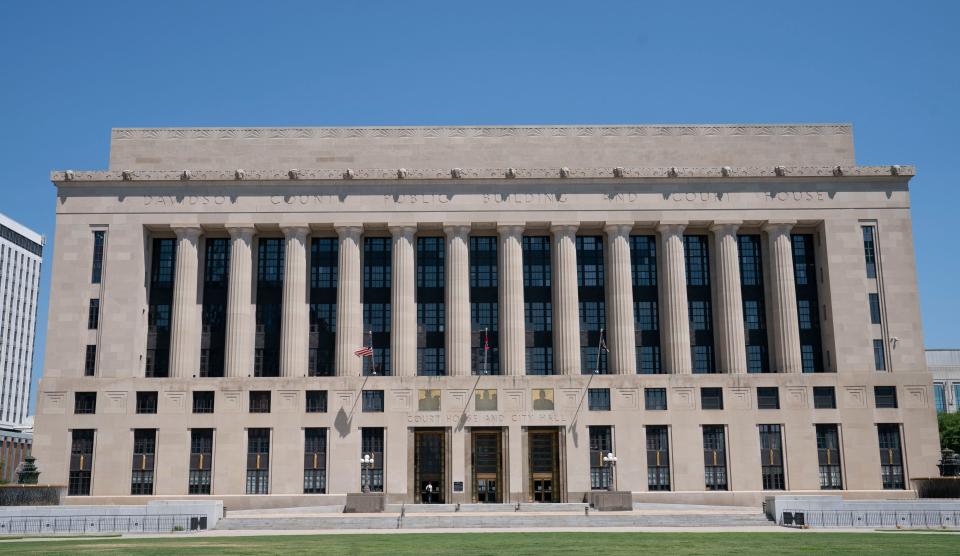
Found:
2,1 -> 959,414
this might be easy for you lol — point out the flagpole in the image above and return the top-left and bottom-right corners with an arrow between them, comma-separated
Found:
484,327 -> 489,375
595,328 -> 604,374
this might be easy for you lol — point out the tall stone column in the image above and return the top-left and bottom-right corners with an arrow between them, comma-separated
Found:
168,225 -> 202,378
444,225 -> 472,376
711,221 -> 748,374
498,224 -> 526,376
335,225 -> 363,377
765,221 -> 802,373
390,225 -> 417,376
604,223 -> 637,375
280,225 -> 310,378
224,225 -> 255,378
657,222 -> 692,374
551,224 -> 581,375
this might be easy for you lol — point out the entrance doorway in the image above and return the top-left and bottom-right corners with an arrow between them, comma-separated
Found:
528,428 -> 561,502
471,429 -> 503,503
414,429 -> 445,504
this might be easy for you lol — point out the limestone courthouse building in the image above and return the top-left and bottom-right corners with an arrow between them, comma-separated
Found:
34,124 -> 940,508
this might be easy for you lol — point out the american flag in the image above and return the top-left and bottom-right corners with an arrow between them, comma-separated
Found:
354,346 -> 373,357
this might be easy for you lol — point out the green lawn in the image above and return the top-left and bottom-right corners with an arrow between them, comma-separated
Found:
0,532 -> 957,556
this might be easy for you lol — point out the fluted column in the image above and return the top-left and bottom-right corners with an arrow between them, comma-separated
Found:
444,225 -> 472,376
498,224 -> 526,376
551,224 -> 581,375
711,221 -> 748,374
765,221 -> 802,373
335,225 -> 363,377
657,222 -> 692,374
168,225 -> 202,378
604,223 -> 637,374
280,225 -> 309,378
224,225 -> 255,378
390,225 -> 417,376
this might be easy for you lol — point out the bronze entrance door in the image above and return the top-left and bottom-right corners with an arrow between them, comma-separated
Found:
471,429 -> 503,503
528,428 -> 560,502
414,429 -> 445,504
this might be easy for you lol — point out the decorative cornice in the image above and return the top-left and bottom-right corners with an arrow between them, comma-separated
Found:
50,165 -> 915,184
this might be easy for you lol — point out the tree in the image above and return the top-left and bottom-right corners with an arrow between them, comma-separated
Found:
939,412 -> 960,454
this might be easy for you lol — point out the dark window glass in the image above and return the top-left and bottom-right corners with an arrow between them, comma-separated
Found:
246,428 -> 270,494
645,388 -> 667,410
361,428 -> 385,492
69,429 -> 95,495
309,238 -> 338,377
577,238 -> 607,375
306,390 -> 328,413
816,424 -> 843,489
304,428 -> 327,494
192,391 -> 214,414
200,238 -> 230,378
869,293 -> 882,324
873,339 -> 887,371
91,230 -> 105,284
362,390 -> 384,412
249,391 -> 271,413
523,236 -> 553,374
646,425 -> 670,491
792,234 -> 823,372
363,237 -> 392,376
685,235 -> 714,373
417,241 -> 446,377
588,388 -> 611,411
87,299 -> 100,330
874,386 -> 897,408
75,392 -> 96,414
813,386 -> 836,409
131,429 -> 156,495
631,236 -> 662,374
701,387 -> 723,410
146,238 -> 176,377
189,429 -> 213,494
757,387 -> 780,409
739,235 -> 768,373
470,237 -> 499,375
877,424 -> 905,489
135,391 -> 158,414
255,238 -> 284,377
703,425 -> 728,491
84,344 -> 97,377
759,424 -> 785,490
589,426 -> 613,490
863,226 -> 877,279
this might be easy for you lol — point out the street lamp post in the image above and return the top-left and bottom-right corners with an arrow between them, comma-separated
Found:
360,453 -> 375,493
602,452 -> 617,491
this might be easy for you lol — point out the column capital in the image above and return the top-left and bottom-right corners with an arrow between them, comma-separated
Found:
603,222 -> 634,236
496,223 -> 526,237
280,224 -> 310,239
170,224 -> 202,241
225,224 -> 256,239
656,221 -> 687,235
388,224 -> 417,239
762,220 -> 796,234
442,224 -> 472,238
549,222 -> 579,235
335,224 -> 363,239
709,220 -> 742,234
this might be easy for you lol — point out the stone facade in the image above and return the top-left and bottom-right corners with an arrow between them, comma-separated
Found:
34,124 -> 939,509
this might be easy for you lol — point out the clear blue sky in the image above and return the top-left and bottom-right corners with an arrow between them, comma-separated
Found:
2,1 -> 958,413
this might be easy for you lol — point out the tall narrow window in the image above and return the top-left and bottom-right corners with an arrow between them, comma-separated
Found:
416,237 -> 445,376
69,429 -> 95,496
363,238 -> 391,375
84,345 -> 97,377
589,426 -> 613,490
759,424 -> 785,490
702,425 -> 728,490
577,236 -> 607,374
361,428 -> 385,492
131,429 -> 156,495
868,293 -> 882,325
646,425 -> 670,491
792,234 -> 823,372
255,239 -> 284,377
630,236 -> 661,374
189,429 -> 213,494
877,424 -> 905,489
146,238 -> 176,377
738,235 -> 768,373
246,428 -> 270,494
816,424 -> 843,489
469,237 -> 499,374
200,238 -> 230,377
304,428 -> 327,494
91,230 -> 105,284
685,236 -> 715,373
934,384 -> 946,413
862,226 -> 877,279
87,299 -> 100,330
523,236 -> 553,375
873,339 -> 887,371
309,238 -> 337,377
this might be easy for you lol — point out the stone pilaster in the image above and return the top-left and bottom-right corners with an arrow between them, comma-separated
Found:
444,225 -> 472,376
551,224 -> 581,375
223,225 -> 255,378
335,225 -> 363,377
604,223 -> 637,375
279,225 -> 310,378
657,222 -> 692,374
765,221 -> 802,373
498,224 -> 526,376
711,221 -> 748,374
390,225 -> 417,376
168,225 -> 202,379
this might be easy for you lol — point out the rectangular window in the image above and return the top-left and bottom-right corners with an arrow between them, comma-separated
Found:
813,386 -> 837,409
702,425 -> 728,491
588,388 -> 611,411
131,429 -> 156,495
863,226 -> 877,279
69,429 -> 95,496
362,390 -> 384,412
87,299 -> 100,330
589,426 -> 613,490
816,424 -> 843,489
363,237 -> 392,376
146,238 -> 176,378
309,238 -> 338,377
739,235 -> 768,373
757,387 -> 780,410
75,392 -> 96,414
874,386 -> 898,408
792,234 -> 823,372
644,388 -> 667,410
701,387 -> 723,410
200,238 -> 230,378
523,236 -> 553,375
759,424 -> 785,490
868,293 -> 882,324
873,339 -> 887,371
255,238 -> 284,377
189,429 -> 213,494
470,237 -> 499,375
84,344 -> 97,377
246,428 -> 270,495
877,424 -> 905,489
304,428 -> 327,494
91,230 -> 105,284
249,391 -> 271,413
417,237 -> 446,376
646,425 -> 670,491
631,236 -> 662,374
685,236 -> 714,373
361,428 -> 385,492
577,236 -> 607,374
193,391 -> 214,413
306,390 -> 328,413
135,391 -> 158,414
934,384 -> 946,413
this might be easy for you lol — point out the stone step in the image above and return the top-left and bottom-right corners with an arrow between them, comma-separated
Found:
385,503 -> 589,514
